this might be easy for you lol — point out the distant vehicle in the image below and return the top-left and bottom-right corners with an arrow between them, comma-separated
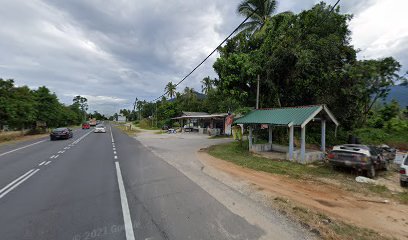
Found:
94,125 -> 106,133
328,144 -> 389,178
89,118 -> 97,126
399,155 -> 408,187
82,123 -> 90,129
96,120 -> 101,125
50,128 -> 73,141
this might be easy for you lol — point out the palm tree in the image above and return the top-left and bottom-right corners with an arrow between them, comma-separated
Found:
201,76 -> 214,95
237,0 -> 277,33
164,82 -> 176,99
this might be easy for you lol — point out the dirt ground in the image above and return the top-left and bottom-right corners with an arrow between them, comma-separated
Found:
199,152 -> 408,239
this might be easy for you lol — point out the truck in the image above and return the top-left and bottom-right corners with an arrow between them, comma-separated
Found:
89,118 -> 97,126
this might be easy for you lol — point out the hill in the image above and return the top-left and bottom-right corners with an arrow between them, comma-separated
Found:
385,84 -> 408,108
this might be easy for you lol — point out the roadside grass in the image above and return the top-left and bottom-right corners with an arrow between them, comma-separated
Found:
208,135 -> 232,139
272,197 -> 393,240
207,141 -> 408,204
206,141 -> 335,179
115,125 -> 141,137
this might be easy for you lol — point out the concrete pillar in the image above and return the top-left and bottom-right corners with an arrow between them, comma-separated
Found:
289,125 -> 294,161
321,120 -> 326,152
248,125 -> 253,151
301,126 -> 306,162
268,125 -> 273,144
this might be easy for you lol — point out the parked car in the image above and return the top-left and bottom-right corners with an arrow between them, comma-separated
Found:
328,144 -> 389,178
82,123 -> 90,129
50,127 -> 73,141
378,144 -> 396,161
94,125 -> 106,133
399,154 -> 408,187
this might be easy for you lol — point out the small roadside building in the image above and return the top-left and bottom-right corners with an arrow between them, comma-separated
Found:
172,112 -> 230,135
234,105 -> 339,164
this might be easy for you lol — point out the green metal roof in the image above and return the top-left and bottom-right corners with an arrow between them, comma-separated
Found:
234,105 -> 338,127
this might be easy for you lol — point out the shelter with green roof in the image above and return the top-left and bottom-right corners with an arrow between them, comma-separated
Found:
234,105 -> 339,163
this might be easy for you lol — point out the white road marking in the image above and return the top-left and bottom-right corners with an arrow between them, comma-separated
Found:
110,125 -> 114,143
114,151 -> 117,154
61,150 -> 65,153
54,155 -> 59,158
0,140 -> 46,157
115,162 -> 135,240
114,156 -> 118,159
113,148 -> 116,151
50,155 -> 55,159
39,161 -> 46,166
0,169 -> 40,199
44,161 -> 52,166
64,147 -> 69,150
0,169 -> 35,195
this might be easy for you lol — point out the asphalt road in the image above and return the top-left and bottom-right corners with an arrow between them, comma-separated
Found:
0,124 -> 266,240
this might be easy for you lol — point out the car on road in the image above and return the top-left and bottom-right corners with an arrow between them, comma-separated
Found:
328,144 -> 389,178
82,123 -> 90,129
50,127 -> 73,141
399,154 -> 408,187
94,125 -> 106,133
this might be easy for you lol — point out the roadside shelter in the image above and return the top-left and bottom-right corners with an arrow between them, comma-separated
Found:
172,112 -> 229,135
234,105 -> 339,163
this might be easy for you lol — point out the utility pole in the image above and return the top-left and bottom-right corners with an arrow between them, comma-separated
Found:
256,74 -> 260,109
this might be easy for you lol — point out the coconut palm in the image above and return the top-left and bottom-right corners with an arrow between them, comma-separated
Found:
164,82 -> 177,99
237,0 -> 278,33
201,76 -> 214,95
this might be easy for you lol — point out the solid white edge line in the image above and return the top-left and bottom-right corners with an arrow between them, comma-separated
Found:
39,161 -> 46,166
0,169 -> 40,199
0,169 -> 35,195
115,162 -> 135,240
0,140 -> 46,157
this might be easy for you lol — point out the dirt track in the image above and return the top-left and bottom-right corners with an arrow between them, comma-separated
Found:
199,152 -> 408,240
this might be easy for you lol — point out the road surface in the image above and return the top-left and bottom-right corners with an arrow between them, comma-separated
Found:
0,124 -> 269,240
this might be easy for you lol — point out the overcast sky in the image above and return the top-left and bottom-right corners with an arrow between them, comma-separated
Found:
1,0 -> 407,115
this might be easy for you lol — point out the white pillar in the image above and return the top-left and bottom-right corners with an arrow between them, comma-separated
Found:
268,125 -> 273,144
249,125 -> 253,151
301,126 -> 306,162
321,120 -> 326,152
289,125 -> 294,160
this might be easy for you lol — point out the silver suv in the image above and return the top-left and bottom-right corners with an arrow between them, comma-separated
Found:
328,144 -> 389,178
399,153 -> 408,187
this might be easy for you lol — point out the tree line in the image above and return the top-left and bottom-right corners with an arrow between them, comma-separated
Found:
123,1 -> 407,134
0,78 -> 106,131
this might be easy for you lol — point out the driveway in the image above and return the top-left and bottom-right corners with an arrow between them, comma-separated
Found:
135,130 -> 316,240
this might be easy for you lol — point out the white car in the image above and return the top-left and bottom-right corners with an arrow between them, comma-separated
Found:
94,125 -> 106,133
399,153 -> 408,187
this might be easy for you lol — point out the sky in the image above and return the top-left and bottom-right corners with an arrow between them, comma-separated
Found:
0,0 -> 407,115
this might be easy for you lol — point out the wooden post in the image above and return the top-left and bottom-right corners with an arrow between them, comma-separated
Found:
289,125 -> 294,160
321,120 -> 326,152
249,125 -> 253,151
301,126 -> 306,162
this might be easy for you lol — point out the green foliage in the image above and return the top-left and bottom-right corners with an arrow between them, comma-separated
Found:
0,78 -> 85,130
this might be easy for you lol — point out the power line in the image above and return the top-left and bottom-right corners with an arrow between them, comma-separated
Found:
152,8 -> 258,102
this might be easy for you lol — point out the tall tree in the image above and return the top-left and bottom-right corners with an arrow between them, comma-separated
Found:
237,0 -> 277,33
201,76 -> 214,95
72,95 -> 88,121
165,82 -> 177,99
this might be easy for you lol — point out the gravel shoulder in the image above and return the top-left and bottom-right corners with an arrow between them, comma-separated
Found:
134,129 -> 317,240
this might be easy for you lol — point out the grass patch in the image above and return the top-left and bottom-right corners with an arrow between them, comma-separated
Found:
396,191 -> 408,204
271,197 -> 393,240
207,141 -> 334,179
209,135 -> 232,139
115,125 -> 141,136
367,184 -> 388,194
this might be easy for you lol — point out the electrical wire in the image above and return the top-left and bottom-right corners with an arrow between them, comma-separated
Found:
151,8 -> 258,102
